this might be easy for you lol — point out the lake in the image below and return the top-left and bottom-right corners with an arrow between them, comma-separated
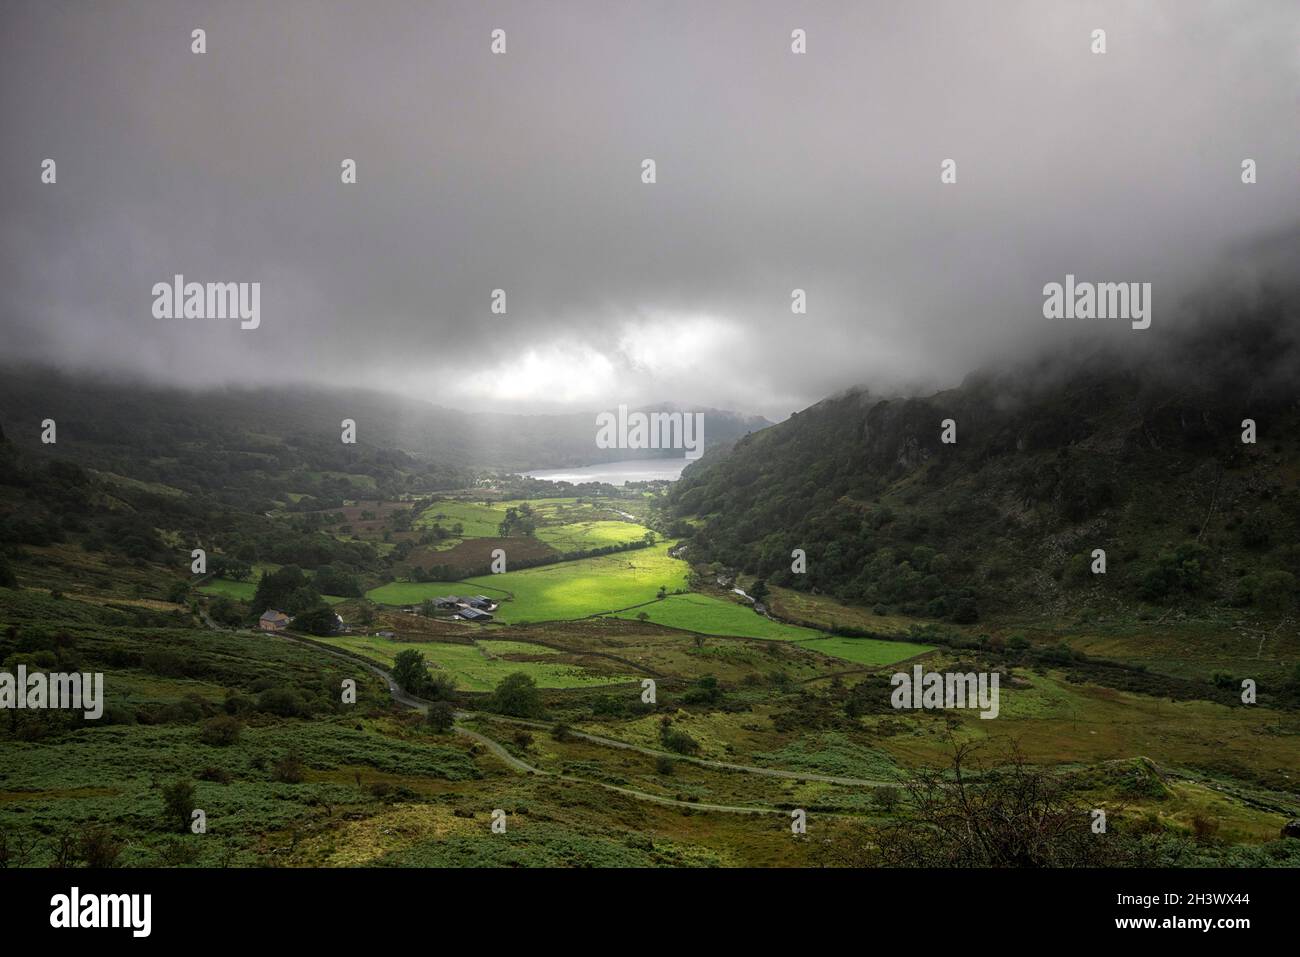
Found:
523,458 -> 691,486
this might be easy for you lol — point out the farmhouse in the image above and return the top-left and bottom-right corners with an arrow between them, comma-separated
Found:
434,595 -> 499,613
456,607 -> 493,622
258,609 -> 291,632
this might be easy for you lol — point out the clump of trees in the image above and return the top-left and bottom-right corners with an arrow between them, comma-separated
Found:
251,565 -> 321,614
391,648 -> 457,701
498,503 -> 537,537
1138,541 -> 1210,602
486,672 -> 542,718
681,675 -> 723,706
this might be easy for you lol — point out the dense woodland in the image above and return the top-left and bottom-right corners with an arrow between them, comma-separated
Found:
670,311 -> 1300,625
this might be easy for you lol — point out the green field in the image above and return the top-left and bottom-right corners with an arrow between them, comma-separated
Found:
415,498 -> 650,548
612,593 -> 827,641
535,519 -> 650,551
317,635 -> 635,691
367,544 -> 689,622
198,578 -> 257,600
463,546 -> 688,622
198,578 -> 348,605
415,501 -> 508,538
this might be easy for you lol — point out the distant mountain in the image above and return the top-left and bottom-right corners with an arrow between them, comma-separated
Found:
669,309 -> 1300,624
0,369 -> 771,472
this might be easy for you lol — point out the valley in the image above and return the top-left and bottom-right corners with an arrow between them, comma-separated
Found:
1,312 -> 1299,870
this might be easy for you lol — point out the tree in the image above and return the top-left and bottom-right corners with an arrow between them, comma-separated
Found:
749,578 -> 769,603
312,564 -> 363,598
293,604 -> 340,636
423,670 -> 457,701
356,601 -> 376,626
426,701 -> 456,732
251,565 -> 320,615
0,828 -> 38,868
1253,570 -> 1296,613
489,672 -> 542,718
160,780 -> 195,833
820,742 -> 1153,867
873,785 -> 902,813
498,506 -> 537,537
208,595 -> 243,627
391,649 -> 429,693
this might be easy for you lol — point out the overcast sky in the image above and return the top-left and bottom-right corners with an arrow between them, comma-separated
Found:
2,0 -> 1297,421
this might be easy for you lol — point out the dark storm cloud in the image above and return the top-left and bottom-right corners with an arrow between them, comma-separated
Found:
2,0 -> 1297,420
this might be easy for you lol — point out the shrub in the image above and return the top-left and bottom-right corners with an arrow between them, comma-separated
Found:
99,704 -> 137,726
271,749 -> 305,783
156,838 -> 201,866
141,649 -> 189,677
257,687 -> 303,718
660,726 -> 700,756
873,785 -> 902,813
78,826 -> 124,868
160,780 -> 195,833
199,715 -> 243,746
682,675 -> 723,706
1191,814 -> 1220,844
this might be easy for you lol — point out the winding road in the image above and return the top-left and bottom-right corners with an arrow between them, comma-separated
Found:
267,630 -> 892,815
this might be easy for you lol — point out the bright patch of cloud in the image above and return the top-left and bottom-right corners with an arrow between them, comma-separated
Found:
452,342 -> 617,404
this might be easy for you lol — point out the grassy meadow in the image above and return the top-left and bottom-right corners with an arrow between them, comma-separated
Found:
315,634 -> 637,691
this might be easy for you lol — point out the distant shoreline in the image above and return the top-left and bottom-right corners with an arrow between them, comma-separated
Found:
522,457 -> 691,486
